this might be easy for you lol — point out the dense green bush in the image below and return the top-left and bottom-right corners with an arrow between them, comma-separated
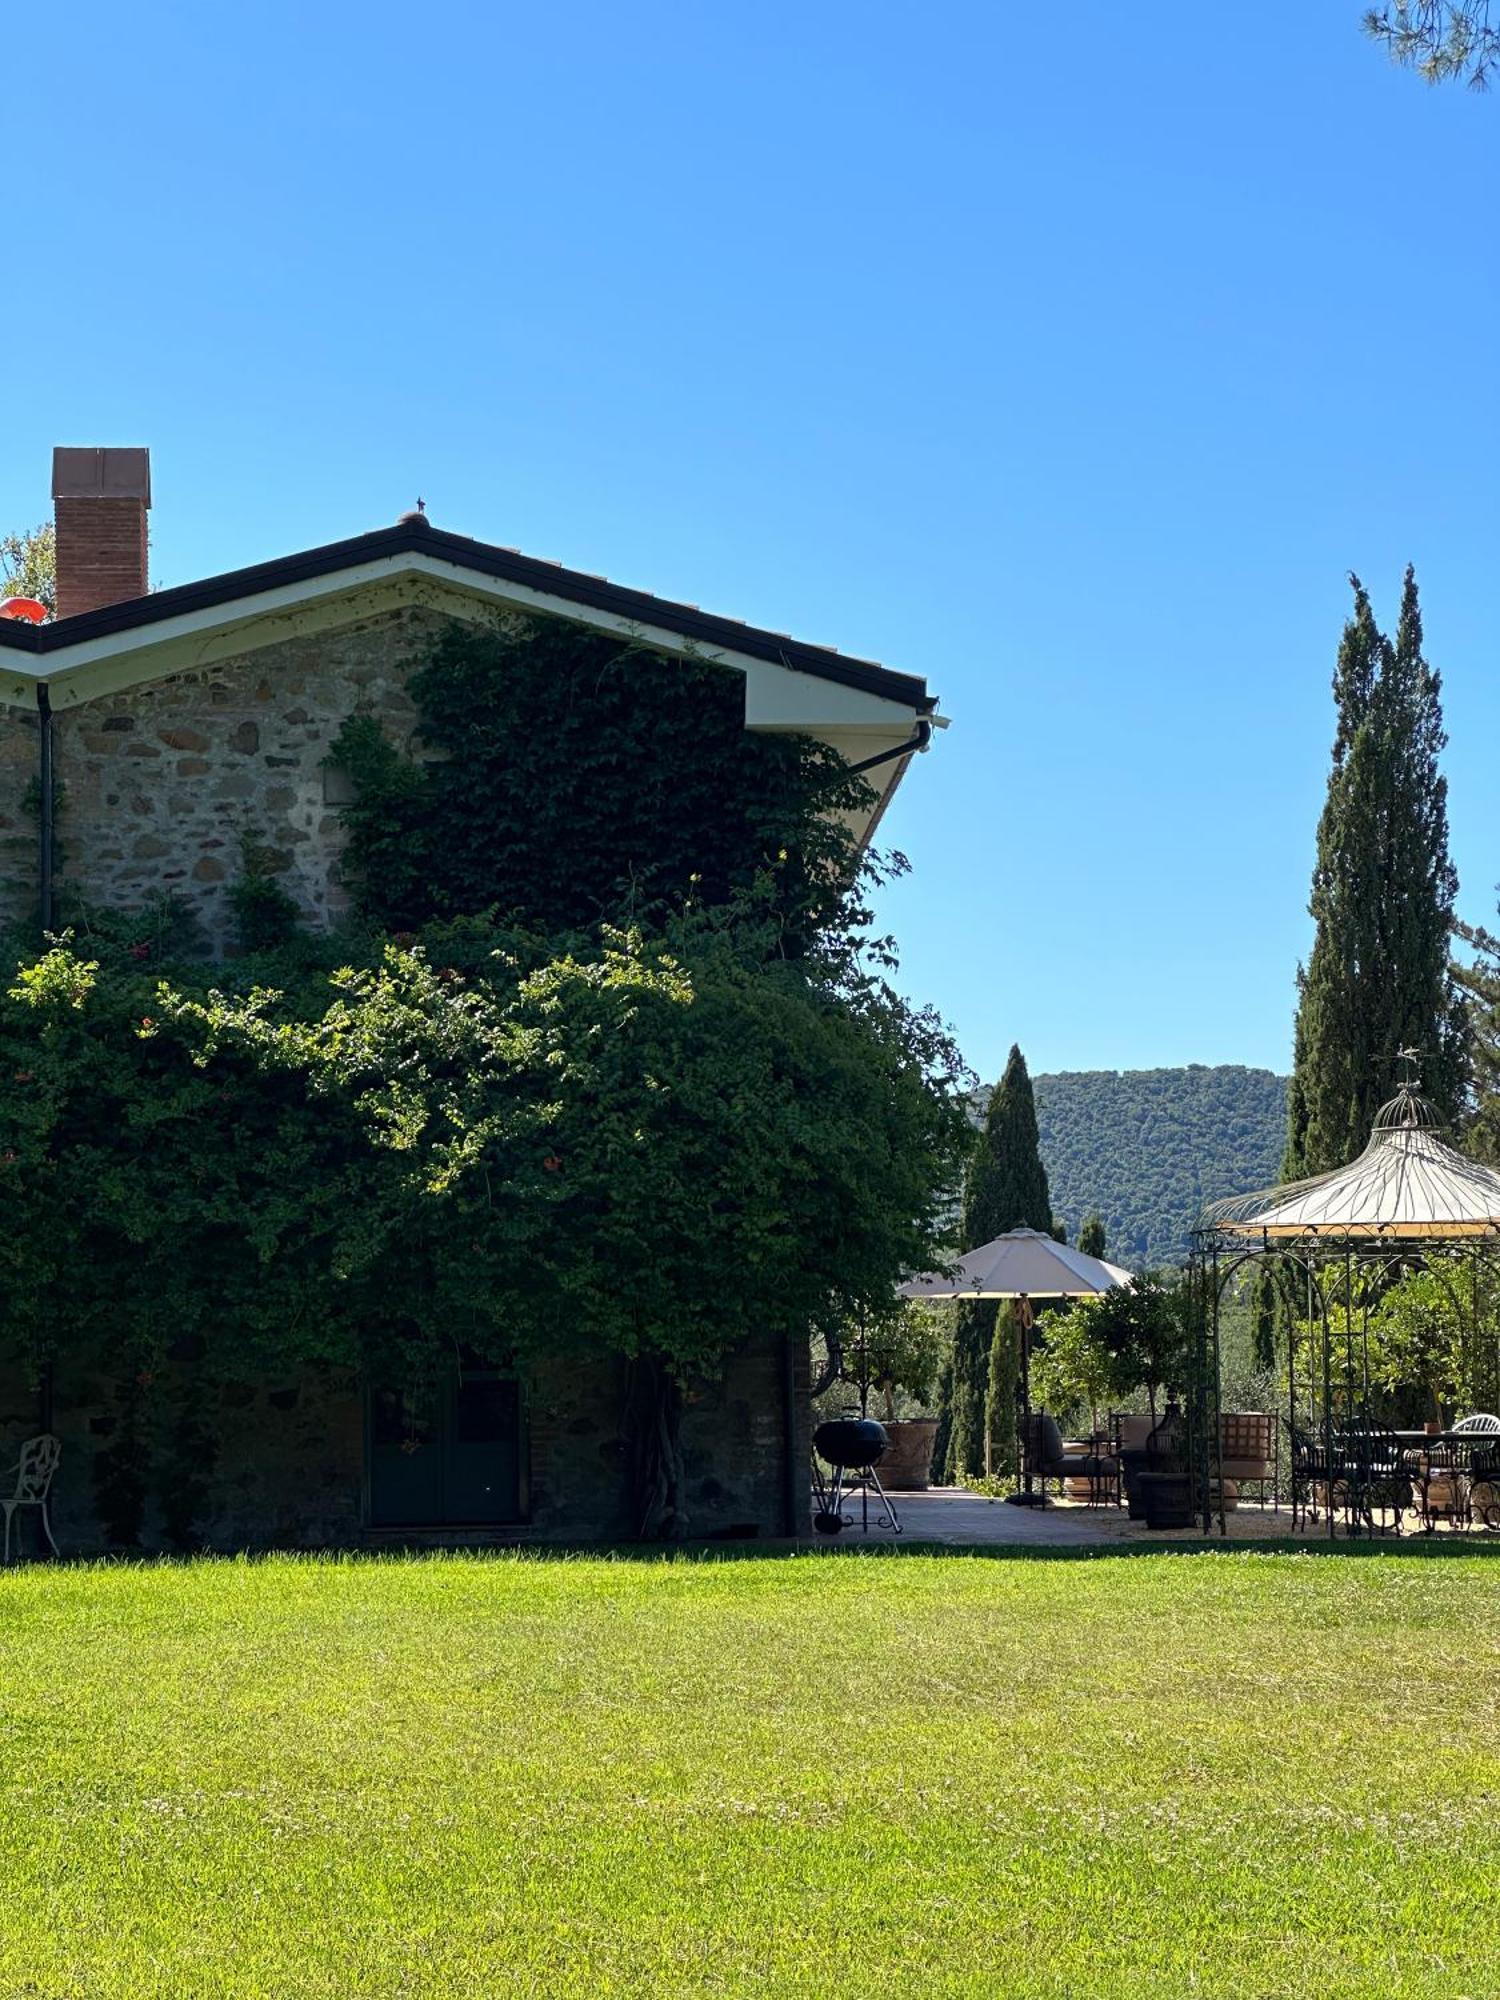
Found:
1301,1264 -> 1500,1428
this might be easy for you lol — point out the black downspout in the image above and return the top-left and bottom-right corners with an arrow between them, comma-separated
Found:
36,683 -> 53,934
845,716 -> 932,778
35,687 -> 58,1464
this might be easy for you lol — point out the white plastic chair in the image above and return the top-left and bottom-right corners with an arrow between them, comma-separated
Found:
1452,1413 -> 1500,1434
3,1435 -> 61,1563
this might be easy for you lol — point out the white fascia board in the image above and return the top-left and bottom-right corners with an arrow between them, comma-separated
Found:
1,553 -> 923,737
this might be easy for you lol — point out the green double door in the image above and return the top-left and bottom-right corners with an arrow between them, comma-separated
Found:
367,1370 -> 524,1528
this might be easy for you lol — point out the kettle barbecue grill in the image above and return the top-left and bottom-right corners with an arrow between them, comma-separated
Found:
811,1417 -> 901,1535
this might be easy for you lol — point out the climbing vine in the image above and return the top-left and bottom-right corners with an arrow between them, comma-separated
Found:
325,616 -> 876,947
0,917 -> 967,1530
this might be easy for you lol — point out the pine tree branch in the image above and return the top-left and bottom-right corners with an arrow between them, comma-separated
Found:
1363,3 -> 1500,87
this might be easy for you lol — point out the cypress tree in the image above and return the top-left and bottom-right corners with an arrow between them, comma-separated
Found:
936,1044 -> 1053,1481
1078,1213 -> 1106,1260
1381,572 -> 1468,1124
1456,912 -> 1500,1166
982,1301 -> 1023,1477
1285,569 -> 1467,1178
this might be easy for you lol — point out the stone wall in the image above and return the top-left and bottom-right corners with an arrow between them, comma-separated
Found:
36,604 -> 452,953
0,1331 -> 809,1555
0,702 -> 39,932
525,1332 -> 808,1542
0,1359 -> 365,1556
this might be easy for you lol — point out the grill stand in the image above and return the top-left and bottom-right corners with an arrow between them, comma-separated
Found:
811,1455 -> 902,1536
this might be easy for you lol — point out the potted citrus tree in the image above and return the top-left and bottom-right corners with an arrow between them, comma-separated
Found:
1031,1302 -> 1125,1443
1039,1275 -> 1192,1517
1097,1276 -> 1194,1526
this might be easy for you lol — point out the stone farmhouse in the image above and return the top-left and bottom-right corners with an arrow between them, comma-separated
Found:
0,447 -> 937,1548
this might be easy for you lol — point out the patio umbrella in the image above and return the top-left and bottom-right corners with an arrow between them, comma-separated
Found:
899,1228 -> 1132,1302
899,1229 -> 1132,1504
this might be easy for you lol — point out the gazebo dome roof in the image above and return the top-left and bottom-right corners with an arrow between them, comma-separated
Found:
1203,1087 -> 1500,1243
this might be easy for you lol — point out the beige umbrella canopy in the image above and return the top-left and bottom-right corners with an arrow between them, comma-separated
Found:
899,1227 -> 1133,1300
1202,1087 -> 1500,1243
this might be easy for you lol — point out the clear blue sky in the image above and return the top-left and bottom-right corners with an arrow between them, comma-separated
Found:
4,2 -> 1496,1084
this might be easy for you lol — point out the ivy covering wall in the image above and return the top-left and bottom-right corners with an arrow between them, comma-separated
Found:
0,616 -> 966,1538
325,618 -> 873,945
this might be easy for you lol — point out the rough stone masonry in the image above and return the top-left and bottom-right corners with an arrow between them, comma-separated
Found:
2,604 -> 446,949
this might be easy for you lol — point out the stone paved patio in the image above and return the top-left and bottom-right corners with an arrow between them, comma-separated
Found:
813,1484 -> 1316,1546
809,1484 -> 1500,1547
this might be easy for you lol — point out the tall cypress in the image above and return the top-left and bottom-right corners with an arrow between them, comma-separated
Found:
1285,569 -> 1467,1178
1455,911 -> 1500,1166
1381,572 -> 1468,1124
936,1044 -> 1053,1480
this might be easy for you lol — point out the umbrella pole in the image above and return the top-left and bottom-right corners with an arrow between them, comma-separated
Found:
1005,1296 -> 1046,1507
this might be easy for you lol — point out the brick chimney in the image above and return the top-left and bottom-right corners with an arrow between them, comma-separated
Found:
51,446 -> 151,619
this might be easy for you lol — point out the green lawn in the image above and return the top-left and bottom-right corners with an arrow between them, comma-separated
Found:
2,1548 -> 1498,1998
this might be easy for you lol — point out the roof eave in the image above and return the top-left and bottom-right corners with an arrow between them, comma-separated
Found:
0,519 -> 935,715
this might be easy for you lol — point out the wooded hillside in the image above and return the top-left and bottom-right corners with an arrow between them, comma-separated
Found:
1027,1065 -> 1288,1268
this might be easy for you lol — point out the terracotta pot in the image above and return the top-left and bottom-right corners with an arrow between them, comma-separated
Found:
879,1418 -> 939,1491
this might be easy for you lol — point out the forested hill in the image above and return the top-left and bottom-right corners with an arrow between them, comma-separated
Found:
1030,1065 -> 1288,1269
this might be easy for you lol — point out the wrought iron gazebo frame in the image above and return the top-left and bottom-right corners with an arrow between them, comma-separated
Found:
1186,1085 -> 1500,1538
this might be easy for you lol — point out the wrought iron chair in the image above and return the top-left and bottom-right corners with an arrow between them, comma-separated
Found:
2,1435 -> 61,1563
1336,1423 -> 1407,1537
1022,1411 -> 1119,1507
1468,1445 -> 1500,1531
1286,1421 -> 1330,1531
1449,1419 -> 1500,1530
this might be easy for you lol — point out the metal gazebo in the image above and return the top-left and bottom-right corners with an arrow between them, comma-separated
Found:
1189,1081 -> 1500,1537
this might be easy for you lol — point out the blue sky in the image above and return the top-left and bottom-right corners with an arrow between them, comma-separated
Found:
3,2 -> 1496,1083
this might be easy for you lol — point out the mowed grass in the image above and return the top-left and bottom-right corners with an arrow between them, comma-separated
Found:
1,1550 -> 1499,1999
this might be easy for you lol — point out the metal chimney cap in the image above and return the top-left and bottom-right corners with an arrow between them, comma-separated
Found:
52,447 -> 152,506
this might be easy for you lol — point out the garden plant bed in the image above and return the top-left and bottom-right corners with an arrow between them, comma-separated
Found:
1,1548 -> 1498,1996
